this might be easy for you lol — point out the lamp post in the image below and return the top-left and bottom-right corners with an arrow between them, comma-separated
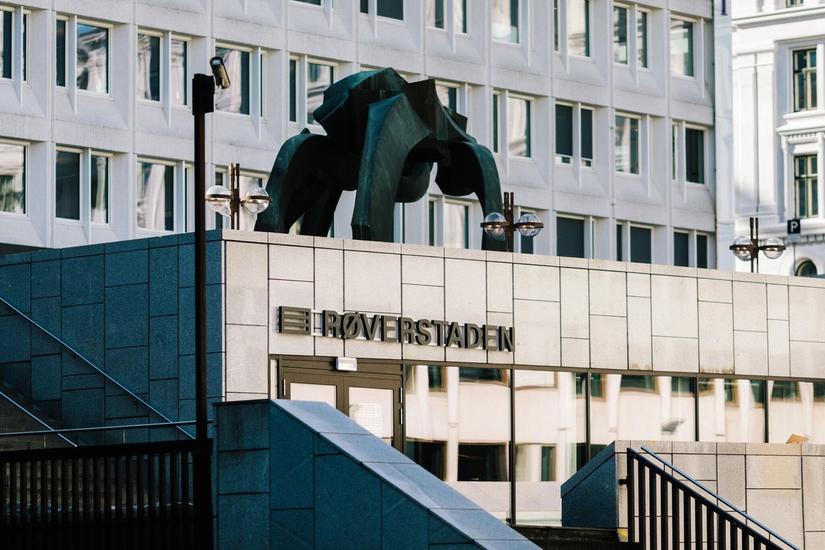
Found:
191,55 -> 230,548
205,163 -> 271,229
729,216 -> 786,273
480,191 -> 544,253
479,191 -> 542,527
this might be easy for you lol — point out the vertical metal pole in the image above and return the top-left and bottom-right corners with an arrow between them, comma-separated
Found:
192,72 -> 214,549
231,163 -> 241,230
504,192 -> 514,253
509,365 -> 516,526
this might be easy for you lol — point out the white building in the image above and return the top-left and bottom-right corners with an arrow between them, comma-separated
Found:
732,0 -> 825,277
1,0 -> 729,268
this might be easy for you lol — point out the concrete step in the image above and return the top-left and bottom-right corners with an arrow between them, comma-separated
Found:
513,526 -> 642,550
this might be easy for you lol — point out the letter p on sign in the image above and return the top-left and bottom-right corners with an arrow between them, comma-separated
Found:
788,218 -> 801,235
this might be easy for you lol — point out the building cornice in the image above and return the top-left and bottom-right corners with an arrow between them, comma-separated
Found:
733,6 -> 825,28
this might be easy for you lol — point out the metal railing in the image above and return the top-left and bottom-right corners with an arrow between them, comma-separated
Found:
0,438 -> 211,547
626,446 -> 798,550
0,296 -> 192,440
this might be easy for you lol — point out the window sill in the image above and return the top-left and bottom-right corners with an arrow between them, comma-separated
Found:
492,39 -> 521,47
670,73 -> 697,82
0,211 -> 29,220
55,218 -> 82,226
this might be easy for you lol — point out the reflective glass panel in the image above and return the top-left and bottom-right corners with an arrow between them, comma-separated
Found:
307,63 -> 334,124
697,234 -> 708,269
443,201 -> 468,249
455,0 -> 468,33
698,379 -> 766,443
91,155 -> 109,223
55,151 -> 80,220
674,231 -> 689,267
0,11 -> 10,79
613,6 -> 628,64
568,0 -> 590,56
491,0 -> 518,43
557,217 -> 585,258
581,108 -> 593,164
637,11 -> 648,68
589,374 -> 696,455
0,143 -> 24,214
670,19 -> 694,77
630,226 -> 651,264
555,104 -> 573,161
137,34 -> 160,101
377,0 -> 404,19
508,97 -> 530,157
56,20 -> 66,86
768,381 -> 825,444
290,383 -> 336,407
614,115 -> 639,174
137,161 -> 174,231
436,84 -> 458,112
404,365 -> 510,520
515,371 -> 586,526
427,0 -> 444,28
215,47 -> 249,115
685,128 -> 704,183
77,23 -> 108,93
171,39 -> 187,105
349,387 -> 394,444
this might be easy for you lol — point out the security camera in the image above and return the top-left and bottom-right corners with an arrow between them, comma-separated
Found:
210,56 -> 231,90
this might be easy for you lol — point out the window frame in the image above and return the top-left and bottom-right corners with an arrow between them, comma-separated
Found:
0,7 -> 28,82
214,43 -> 253,116
136,29 -> 164,103
89,150 -> 112,226
614,112 -> 641,175
54,146 -> 83,223
684,125 -> 706,184
636,8 -> 649,69
0,138 -> 28,217
136,157 -> 178,233
794,153 -> 819,219
75,18 -> 112,96
507,93 -> 532,158
613,4 -> 629,65
670,16 -> 695,78
792,47 -> 817,113
305,59 -> 335,126
567,0 -> 590,58
491,0 -> 520,44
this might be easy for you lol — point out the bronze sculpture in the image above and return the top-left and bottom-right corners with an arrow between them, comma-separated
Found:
254,68 -> 505,251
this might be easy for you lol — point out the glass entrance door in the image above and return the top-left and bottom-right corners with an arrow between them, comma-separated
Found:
281,366 -> 402,451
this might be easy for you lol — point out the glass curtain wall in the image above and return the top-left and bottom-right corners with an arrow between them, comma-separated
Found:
698,378 -> 766,443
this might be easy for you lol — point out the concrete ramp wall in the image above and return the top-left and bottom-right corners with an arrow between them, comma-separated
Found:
214,399 -> 537,549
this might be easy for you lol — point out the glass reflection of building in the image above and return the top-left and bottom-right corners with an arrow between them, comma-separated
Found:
403,366 -> 825,526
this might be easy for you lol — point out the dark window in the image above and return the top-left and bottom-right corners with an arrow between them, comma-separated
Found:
289,59 -> 297,122
793,48 -> 817,112
685,128 -> 704,183
405,441 -> 446,479
674,231 -> 689,267
492,93 -> 499,153
56,151 -> 80,220
361,0 -> 369,13
553,0 -> 559,50
557,216 -> 585,258
459,367 -> 504,383
795,154 -> 818,219
1,11 -> 11,79
296,0 -> 322,4
696,234 -> 708,268
581,107 -> 593,164
362,0 -> 404,19
630,226 -> 652,264
458,444 -> 507,481
620,375 -> 656,391
429,0 -> 445,28
427,365 -> 444,390
555,104 -> 573,162
428,200 -> 435,246
56,20 -> 66,86
796,260 -> 817,277
616,224 -> 623,261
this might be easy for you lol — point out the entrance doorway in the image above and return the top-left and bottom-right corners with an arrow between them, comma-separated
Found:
278,360 -> 403,451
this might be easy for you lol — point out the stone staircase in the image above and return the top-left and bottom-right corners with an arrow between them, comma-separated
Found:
514,526 -> 641,550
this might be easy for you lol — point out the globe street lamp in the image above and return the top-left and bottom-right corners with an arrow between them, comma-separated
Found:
480,192 -> 543,253
729,216 -> 786,273
206,163 -> 271,229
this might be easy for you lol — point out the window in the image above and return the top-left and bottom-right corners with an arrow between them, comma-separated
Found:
137,161 -> 174,231
615,114 -> 640,174
428,0 -> 445,28
671,124 -> 677,180
786,0 -> 803,6
793,49 -> 817,112
519,209 -> 536,254
491,0 -> 518,43
55,151 -> 80,220
428,199 -> 436,246
91,155 -> 109,223
296,0 -> 322,4
137,34 -> 160,101
557,216 -> 585,258
0,10 -> 21,80
0,142 -> 25,214
568,0 -> 590,57
492,92 -> 501,153
289,59 -> 297,123
429,0 -> 468,33
617,223 -> 623,260
215,46 -> 250,115
796,260 -> 817,277
307,62 -> 334,124
553,0 -> 559,51
508,96 -> 531,157
685,128 -> 705,183
455,0 -> 468,33
360,0 -> 404,20
443,201 -> 469,249
77,23 -> 108,93
630,225 -> 652,263
614,6 -> 628,64
698,379 -> 766,443
557,106 -> 594,167
56,19 -> 67,86
670,19 -> 694,77
637,10 -> 648,68
696,234 -> 708,268
674,231 -> 689,267
794,154 -> 818,219
170,38 -> 188,106
436,83 -> 458,112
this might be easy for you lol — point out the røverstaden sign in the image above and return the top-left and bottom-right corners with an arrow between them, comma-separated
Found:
278,306 -> 515,352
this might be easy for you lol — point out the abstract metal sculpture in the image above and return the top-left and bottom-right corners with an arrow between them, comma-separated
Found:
254,68 -> 505,250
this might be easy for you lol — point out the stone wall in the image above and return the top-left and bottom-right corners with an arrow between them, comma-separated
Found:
561,440 -> 825,549
0,233 -> 224,439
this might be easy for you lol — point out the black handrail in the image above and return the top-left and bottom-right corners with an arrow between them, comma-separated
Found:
626,447 -> 798,550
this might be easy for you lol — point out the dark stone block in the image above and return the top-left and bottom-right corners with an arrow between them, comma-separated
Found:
61,303 -> 104,366
381,484 -> 428,550
178,241 -> 222,288
368,462 -> 478,512
0,361 -> 31,399
271,509 -> 313,550
323,432 -> 412,465
315,454 -> 381,550
178,353 -> 222,400
105,250 -> 149,287
30,296 -> 61,356
149,246 -> 178,317
31,355 -> 61,401
276,401 -> 371,437
149,378 -> 178,420
0,251 -> 30,265
178,285 -> 222,355
149,315 -> 178,379
31,260 -> 60,299
62,374 -> 104,391
105,284 -> 149,349
148,234 -> 179,248
105,394 -> 148,420
430,509 -> 526,543
104,239 -> 149,254
0,263 -> 31,312
215,401 -> 269,452
428,516 -> 471,545
314,434 -> 339,456
219,449 -> 269,494
31,249 -> 61,262
62,388 -> 104,428
0,315 -> 30,363
62,244 -> 105,258
218,493 -> 269,549
270,407 -> 313,509
61,255 -> 104,306
104,346 -> 149,394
